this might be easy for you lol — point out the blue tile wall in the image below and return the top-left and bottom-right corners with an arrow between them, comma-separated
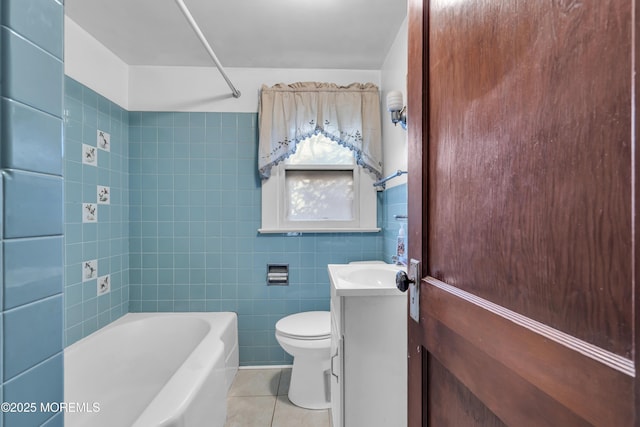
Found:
128,112 -> 386,365
1,99 -> 63,175
3,295 -> 62,380
60,89 -> 406,367
3,236 -> 63,309
2,0 -> 63,60
0,27 -> 62,117
382,183 -> 408,263
1,0 -> 64,425
3,170 -> 62,238
2,354 -> 63,427
63,76 -> 130,346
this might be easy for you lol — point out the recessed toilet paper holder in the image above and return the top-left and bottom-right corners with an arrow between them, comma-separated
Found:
267,264 -> 289,285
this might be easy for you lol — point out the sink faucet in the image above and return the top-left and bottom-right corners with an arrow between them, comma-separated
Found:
391,255 -> 407,266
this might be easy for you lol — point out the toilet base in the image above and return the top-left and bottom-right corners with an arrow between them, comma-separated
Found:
288,356 -> 331,409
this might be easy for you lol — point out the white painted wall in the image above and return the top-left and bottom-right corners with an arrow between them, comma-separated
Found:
64,15 -> 406,179
128,66 -> 380,112
380,17 -> 409,188
64,17 -> 129,109
64,17 -> 379,113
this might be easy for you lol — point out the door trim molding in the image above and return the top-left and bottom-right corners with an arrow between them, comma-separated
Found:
424,276 -> 635,377
406,0 -> 426,425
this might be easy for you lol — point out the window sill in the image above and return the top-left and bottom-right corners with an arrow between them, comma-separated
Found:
258,227 -> 381,234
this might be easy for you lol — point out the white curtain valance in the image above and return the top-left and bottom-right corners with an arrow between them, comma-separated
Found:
258,82 -> 383,180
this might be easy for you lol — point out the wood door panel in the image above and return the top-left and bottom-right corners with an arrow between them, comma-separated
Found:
428,0 -> 633,358
423,318 -> 592,426
422,277 -> 634,427
426,355 -> 506,427
407,0 -> 637,425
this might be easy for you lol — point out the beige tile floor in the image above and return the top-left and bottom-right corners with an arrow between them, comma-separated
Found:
225,368 -> 332,427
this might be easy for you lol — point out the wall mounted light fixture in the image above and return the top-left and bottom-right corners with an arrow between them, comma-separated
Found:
386,90 -> 407,130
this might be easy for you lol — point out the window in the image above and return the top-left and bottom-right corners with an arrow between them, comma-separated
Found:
259,134 -> 379,233
257,82 -> 383,233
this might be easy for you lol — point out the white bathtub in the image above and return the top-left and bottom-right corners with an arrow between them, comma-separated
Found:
65,312 -> 238,427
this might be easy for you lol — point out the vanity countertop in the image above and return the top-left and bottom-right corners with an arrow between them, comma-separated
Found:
328,263 -> 406,297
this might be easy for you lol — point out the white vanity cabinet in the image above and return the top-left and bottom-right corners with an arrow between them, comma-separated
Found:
329,264 -> 407,427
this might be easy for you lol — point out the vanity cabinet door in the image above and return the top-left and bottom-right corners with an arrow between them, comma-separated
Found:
329,299 -> 343,427
343,296 -> 406,427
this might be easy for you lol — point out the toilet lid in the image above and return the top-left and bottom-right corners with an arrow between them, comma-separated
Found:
276,311 -> 330,339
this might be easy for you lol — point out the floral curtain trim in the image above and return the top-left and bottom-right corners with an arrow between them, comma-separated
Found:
258,82 -> 383,179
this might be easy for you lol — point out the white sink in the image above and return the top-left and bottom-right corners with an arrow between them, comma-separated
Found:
328,263 -> 406,296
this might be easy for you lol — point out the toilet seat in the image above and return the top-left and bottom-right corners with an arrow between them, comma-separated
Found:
276,311 -> 330,340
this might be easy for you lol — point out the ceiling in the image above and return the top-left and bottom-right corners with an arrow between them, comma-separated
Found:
65,0 -> 407,70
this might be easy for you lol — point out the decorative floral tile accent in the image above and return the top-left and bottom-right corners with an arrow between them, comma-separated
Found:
97,185 -> 110,204
97,130 -> 110,152
82,144 -> 97,166
83,260 -> 98,282
97,274 -> 111,295
82,203 -> 97,223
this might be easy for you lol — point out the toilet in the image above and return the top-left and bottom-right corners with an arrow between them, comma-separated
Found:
275,311 -> 331,409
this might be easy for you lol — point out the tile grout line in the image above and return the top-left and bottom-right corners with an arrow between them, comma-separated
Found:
270,368 -> 283,427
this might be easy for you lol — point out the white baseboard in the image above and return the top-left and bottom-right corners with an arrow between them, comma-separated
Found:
239,365 -> 293,370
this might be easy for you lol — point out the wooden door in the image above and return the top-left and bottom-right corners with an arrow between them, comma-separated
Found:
406,0 -> 639,425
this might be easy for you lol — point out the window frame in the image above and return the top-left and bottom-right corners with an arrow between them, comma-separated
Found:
259,138 -> 380,234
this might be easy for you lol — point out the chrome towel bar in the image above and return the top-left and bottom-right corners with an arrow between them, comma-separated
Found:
373,169 -> 407,189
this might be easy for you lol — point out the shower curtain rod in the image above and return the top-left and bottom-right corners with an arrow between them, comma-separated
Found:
175,0 -> 241,98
